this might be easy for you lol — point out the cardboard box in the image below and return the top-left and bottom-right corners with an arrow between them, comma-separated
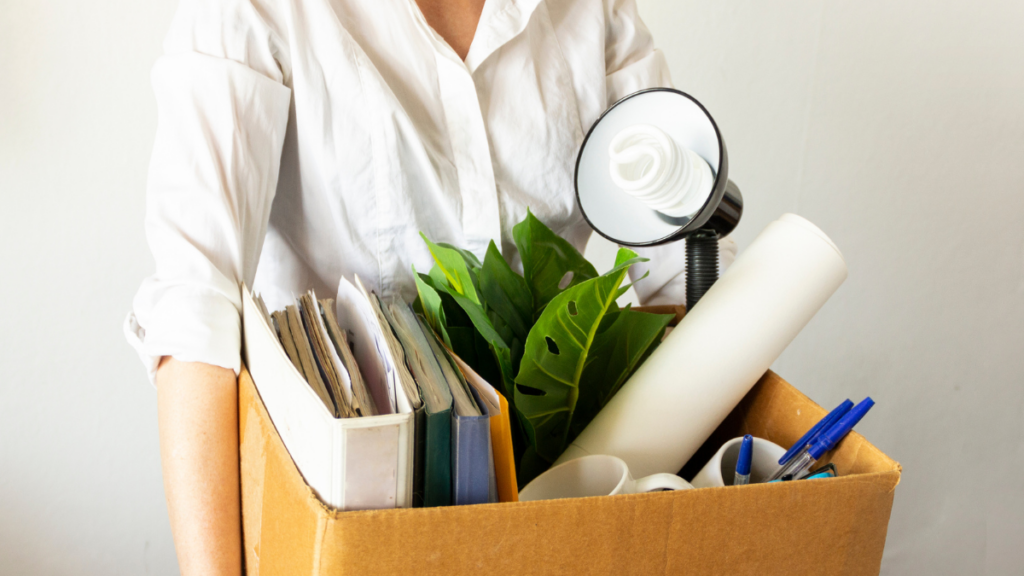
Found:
238,363 -> 900,576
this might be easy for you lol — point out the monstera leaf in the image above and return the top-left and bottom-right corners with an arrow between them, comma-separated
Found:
568,306 -> 671,442
416,213 -> 671,485
513,209 -> 598,315
513,248 -> 667,474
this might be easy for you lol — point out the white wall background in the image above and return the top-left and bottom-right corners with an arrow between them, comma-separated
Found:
1,0 -> 1021,574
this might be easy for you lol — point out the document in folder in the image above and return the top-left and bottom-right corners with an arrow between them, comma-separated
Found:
241,282 -> 415,511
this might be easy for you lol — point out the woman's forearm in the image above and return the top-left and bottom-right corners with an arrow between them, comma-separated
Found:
156,357 -> 242,576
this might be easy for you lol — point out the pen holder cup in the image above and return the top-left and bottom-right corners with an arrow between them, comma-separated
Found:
691,436 -> 787,488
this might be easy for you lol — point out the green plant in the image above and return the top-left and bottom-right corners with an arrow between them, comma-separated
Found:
415,210 -> 672,485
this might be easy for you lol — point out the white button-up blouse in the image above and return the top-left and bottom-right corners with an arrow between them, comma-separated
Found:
125,0 -> 735,382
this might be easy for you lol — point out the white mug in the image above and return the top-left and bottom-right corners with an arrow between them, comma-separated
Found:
691,436 -> 787,488
519,454 -> 693,502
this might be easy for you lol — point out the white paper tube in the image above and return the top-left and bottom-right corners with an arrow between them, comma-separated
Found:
555,213 -> 848,477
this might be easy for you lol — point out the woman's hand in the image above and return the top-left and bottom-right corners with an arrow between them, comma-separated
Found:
156,357 -> 242,576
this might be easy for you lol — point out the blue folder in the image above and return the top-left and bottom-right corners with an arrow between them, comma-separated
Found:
451,385 -> 495,505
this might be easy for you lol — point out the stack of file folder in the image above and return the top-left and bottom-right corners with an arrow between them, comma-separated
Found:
241,277 -> 517,511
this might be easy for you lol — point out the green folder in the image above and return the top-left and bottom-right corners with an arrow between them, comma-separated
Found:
421,398 -> 453,507
381,301 -> 454,508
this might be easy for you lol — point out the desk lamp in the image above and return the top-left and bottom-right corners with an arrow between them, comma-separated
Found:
575,88 -> 743,310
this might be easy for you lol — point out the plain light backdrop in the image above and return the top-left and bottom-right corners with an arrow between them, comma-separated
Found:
1,0 -> 1022,573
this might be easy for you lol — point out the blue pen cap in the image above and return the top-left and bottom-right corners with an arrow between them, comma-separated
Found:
808,397 -> 875,459
778,399 -> 853,465
736,435 -> 753,476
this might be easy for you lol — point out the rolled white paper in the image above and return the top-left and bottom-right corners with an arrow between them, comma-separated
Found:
555,213 -> 848,477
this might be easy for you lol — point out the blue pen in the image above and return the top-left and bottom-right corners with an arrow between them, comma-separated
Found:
766,399 -> 852,481
734,435 -> 753,486
778,399 -> 854,466
767,397 -> 875,481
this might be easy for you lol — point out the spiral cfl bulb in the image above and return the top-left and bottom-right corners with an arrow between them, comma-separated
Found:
608,124 -> 715,219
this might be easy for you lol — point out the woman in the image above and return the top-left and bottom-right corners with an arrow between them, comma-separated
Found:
126,0 -> 732,572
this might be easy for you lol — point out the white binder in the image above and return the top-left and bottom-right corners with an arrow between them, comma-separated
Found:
241,281 -> 415,510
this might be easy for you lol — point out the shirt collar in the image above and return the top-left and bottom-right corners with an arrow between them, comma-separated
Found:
403,0 -> 543,73
464,0 -> 543,73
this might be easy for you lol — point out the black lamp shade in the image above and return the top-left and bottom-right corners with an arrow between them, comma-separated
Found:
574,88 -> 742,246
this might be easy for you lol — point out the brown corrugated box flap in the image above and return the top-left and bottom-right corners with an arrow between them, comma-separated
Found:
239,367 -> 900,576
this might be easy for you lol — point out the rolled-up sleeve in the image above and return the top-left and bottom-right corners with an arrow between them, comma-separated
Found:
125,0 -> 292,384
603,0 -> 737,306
